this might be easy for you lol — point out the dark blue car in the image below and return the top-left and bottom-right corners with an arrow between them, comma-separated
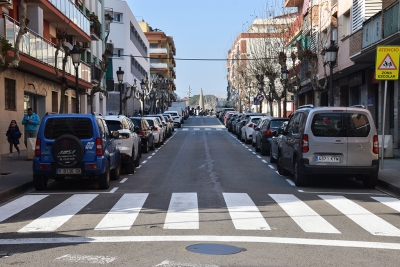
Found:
33,114 -> 121,190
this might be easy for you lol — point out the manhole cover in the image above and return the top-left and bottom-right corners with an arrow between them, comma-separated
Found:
186,243 -> 245,255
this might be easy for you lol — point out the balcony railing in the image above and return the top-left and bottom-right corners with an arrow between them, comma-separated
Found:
384,3 -> 399,39
150,63 -> 168,69
362,12 -> 382,49
47,0 -> 90,36
91,63 -> 102,82
149,48 -> 168,54
2,15 -> 91,83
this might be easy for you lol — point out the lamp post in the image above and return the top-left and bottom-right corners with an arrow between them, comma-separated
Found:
116,67 -> 124,115
326,40 -> 339,107
70,45 -> 82,113
281,66 -> 289,118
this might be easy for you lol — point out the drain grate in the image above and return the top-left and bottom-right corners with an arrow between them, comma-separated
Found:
186,243 -> 245,255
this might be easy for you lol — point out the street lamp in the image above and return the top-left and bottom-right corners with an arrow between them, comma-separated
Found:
70,45 -> 82,113
326,40 -> 339,107
116,67 -> 124,115
281,66 -> 289,118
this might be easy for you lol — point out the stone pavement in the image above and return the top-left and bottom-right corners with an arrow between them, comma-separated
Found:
1,149 -> 400,202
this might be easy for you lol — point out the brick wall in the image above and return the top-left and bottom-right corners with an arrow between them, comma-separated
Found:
349,29 -> 362,57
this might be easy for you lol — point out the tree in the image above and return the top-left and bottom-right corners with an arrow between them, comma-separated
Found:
0,1 -> 29,75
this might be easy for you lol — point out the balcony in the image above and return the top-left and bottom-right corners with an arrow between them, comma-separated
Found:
91,63 -> 102,83
90,22 -> 101,41
149,48 -> 168,54
285,15 -> 303,44
384,3 -> 399,39
150,63 -> 168,69
1,14 -> 91,83
362,12 -> 382,49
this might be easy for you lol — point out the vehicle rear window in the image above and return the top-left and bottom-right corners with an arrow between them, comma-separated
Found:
251,118 -> 260,124
311,113 -> 370,137
44,118 -> 93,139
270,120 -> 287,129
106,120 -> 123,131
146,120 -> 154,126
129,118 -> 142,129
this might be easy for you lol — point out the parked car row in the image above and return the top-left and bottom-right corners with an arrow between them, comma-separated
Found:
32,112 -> 178,191
231,105 -> 380,188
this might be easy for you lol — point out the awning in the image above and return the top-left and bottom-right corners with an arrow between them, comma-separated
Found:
298,86 -> 312,95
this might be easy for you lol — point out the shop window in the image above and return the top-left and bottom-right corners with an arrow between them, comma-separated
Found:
5,78 -> 16,111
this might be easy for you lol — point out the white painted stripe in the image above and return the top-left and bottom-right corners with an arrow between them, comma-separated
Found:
262,160 -> 267,163
120,178 -> 128,183
244,146 -> 248,148
320,195 -> 400,236
372,197 -> 400,212
152,153 -> 156,155
205,128 -> 211,131
216,129 -> 222,131
142,160 -> 147,164
147,156 -> 152,159
252,152 -> 256,154
109,187 -> 118,193
223,193 -> 270,230
257,156 -> 261,159
286,179 -> 295,186
270,194 -> 340,234
129,173 -> 133,175
268,165 -> 275,169
55,254 -> 116,264
194,128 -> 200,131
182,128 -> 189,131
298,190 -> 385,195
248,149 -> 252,151
164,193 -> 199,229
95,193 -> 148,230
19,194 -> 98,232
276,171 -> 281,176
2,235 -> 400,250
0,195 -> 48,223
137,165 -> 142,169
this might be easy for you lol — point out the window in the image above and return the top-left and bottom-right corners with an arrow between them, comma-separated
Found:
5,78 -> 16,111
342,10 -> 351,37
52,91 -> 58,113
150,43 -> 158,49
113,13 -> 122,22
113,49 -> 123,57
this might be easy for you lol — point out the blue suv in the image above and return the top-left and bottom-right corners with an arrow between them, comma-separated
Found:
33,114 -> 121,190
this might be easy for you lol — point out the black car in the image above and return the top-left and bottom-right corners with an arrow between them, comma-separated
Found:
129,117 -> 155,153
269,121 -> 288,163
254,117 -> 289,156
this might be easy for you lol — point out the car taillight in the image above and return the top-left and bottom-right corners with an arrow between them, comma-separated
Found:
373,135 -> 379,154
263,129 -> 274,137
169,119 -> 173,122
35,138 -> 41,157
139,130 -> 144,136
302,134 -> 309,153
248,123 -> 254,128
96,138 -> 102,156
153,126 -> 158,131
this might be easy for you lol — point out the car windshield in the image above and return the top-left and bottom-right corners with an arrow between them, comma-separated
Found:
146,120 -> 155,127
129,118 -> 142,129
44,118 -> 93,139
106,120 -> 123,131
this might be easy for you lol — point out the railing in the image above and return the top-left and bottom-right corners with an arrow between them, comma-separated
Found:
3,15 -> 91,83
384,3 -> 399,39
91,63 -> 102,81
362,12 -> 382,49
47,0 -> 90,36
150,63 -> 168,69
150,48 -> 168,54
285,15 -> 303,43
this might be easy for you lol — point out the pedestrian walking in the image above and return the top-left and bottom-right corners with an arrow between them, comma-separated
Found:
21,107 -> 40,148
6,120 -> 22,157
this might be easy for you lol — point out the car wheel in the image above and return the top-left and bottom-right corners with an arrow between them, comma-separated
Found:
269,146 -> 277,163
255,141 -> 261,152
124,155 -> 135,174
98,162 -> 110,189
260,141 -> 267,156
111,157 -> 121,180
363,172 -> 378,188
33,174 -> 48,190
150,139 -> 155,150
134,150 -> 141,167
294,159 -> 308,186
156,138 -> 161,148
251,140 -> 255,147
277,153 -> 290,176
142,140 -> 149,153
265,142 -> 271,156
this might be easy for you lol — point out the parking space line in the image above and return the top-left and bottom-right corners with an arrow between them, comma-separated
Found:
142,160 -> 147,164
257,156 -> 261,159
120,178 -> 128,183
147,156 -> 152,159
286,179 -> 295,186
252,152 -> 256,155
268,165 -> 275,169
109,187 -> 118,193
262,160 -> 267,163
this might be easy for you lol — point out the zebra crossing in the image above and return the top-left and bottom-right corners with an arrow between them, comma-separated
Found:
1,193 -> 400,237
179,127 -> 225,131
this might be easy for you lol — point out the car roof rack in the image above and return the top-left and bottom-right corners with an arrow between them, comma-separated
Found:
350,105 -> 365,109
297,104 -> 314,109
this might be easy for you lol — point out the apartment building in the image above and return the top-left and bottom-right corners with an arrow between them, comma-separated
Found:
104,0 -> 150,116
0,0 -> 107,154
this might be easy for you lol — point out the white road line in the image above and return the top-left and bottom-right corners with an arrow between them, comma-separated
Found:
248,149 -> 252,151
129,173 -> 133,175
320,195 -> 400,236
372,197 -> 400,212
0,195 -> 48,223
142,160 -> 147,164
205,128 -> 211,130
137,165 -> 142,168
298,190 -> 386,195
152,153 -> 156,155
164,193 -> 199,229
95,193 -> 148,230
194,128 -> 200,131
252,152 -> 256,154
182,128 -> 189,131
262,160 -> 267,163
55,254 -> 116,264
3,235 -> 400,250
269,194 -> 340,234
276,171 -> 282,176
147,156 -> 152,159
216,129 -> 222,131
286,179 -> 295,186
18,194 -> 98,232
119,178 -> 128,184
223,193 -> 270,230
109,187 -> 118,193
268,165 -> 275,169
257,156 -> 261,158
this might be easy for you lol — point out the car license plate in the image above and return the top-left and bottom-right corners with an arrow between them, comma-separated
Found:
56,168 -> 82,174
315,156 -> 340,162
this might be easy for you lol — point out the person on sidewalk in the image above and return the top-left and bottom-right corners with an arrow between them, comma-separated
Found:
6,120 -> 22,157
21,107 -> 40,148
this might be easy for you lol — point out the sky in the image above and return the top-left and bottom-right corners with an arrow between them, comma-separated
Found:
128,0 -> 271,99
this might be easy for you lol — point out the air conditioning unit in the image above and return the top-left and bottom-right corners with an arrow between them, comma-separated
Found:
0,0 -> 13,8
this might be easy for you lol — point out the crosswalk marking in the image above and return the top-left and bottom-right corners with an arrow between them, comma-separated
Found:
216,129 -> 222,131
18,194 -> 98,233
269,194 -> 340,234
164,193 -> 199,229
194,128 -> 200,131
182,128 -> 189,131
372,197 -> 400,212
205,128 -> 211,130
0,195 -> 48,223
223,193 -> 270,230
320,195 -> 400,236
95,193 -> 148,230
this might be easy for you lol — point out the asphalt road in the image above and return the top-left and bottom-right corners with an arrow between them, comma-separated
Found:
1,116 -> 400,267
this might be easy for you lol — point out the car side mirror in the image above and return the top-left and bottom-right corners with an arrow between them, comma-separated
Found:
112,131 -> 120,139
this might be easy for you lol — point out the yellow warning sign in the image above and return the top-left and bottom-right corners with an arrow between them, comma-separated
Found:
375,46 -> 399,80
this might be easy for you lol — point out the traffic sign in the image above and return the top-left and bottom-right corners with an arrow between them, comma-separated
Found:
375,46 -> 399,80
256,94 -> 264,102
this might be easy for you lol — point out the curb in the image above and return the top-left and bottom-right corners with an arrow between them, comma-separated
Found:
377,179 -> 400,196
0,180 -> 33,203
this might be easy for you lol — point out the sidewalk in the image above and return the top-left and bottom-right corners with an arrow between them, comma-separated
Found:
1,149 -> 400,201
